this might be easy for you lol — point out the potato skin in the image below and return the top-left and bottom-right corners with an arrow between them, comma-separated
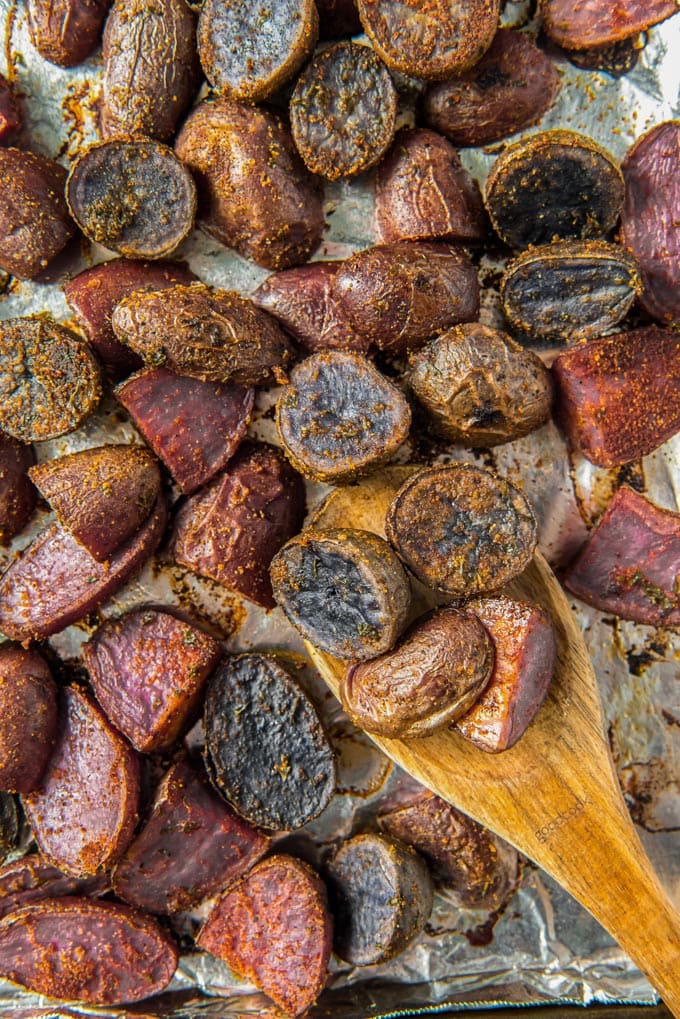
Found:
270,527 -> 412,661
334,242 -> 480,355
325,833 -> 433,965
198,855 -> 332,1017
0,149 -> 75,280
0,434 -> 36,546
375,128 -> 486,244
0,897 -> 178,1005
0,75 -> 20,146
64,258 -> 197,380
378,791 -> 520,909
421,30 -> 561,148
0,854 -> 109,919
112,284 -> 293,386
552,326 -> 680,468
342,607 -> 494,738
620,121 -> 680,328
0,645 -> 57,794
454,596 -> 556,753
102,0 -> 199,142
22,685 -> 141,877
28,0 -> 111,68
175,96 -> 324,270
29,445 -> 161,561
408,323 -> 553,447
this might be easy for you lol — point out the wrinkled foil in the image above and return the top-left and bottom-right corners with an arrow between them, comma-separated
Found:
0,0 -> 679,1013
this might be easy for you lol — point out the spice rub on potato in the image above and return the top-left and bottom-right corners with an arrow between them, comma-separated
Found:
552,326 -> 680,467
175,96 -> 324,270
170,442 -> 305,609
83,608 -> 223,753
22,685 -> 140,877
0,854 -> 109,920
356,0 -> 501,80
500,240 -> 641,342
334,242 -> 480,355
421,29 -> 561,148
0,434 -> 36,546
253,262 -> 370,355
67,139 -> 197,259
563,486 -> 680,626
204,654 -> 336,832
0,645 -> 57,795
0,898 -> 178,1005
378,790 -> 520,910
276,351 -> 411,483
342,607 -> 494,739
620,120 -> 680,328
0,149 -> 74,279
454,596 -> 556,753
198,854 -> 332,1017
270,528 -> 411,661
542,0 -> 679,50
115,367 -> 254,495
29,445 -> 160,562
484,130 -> 624,250
408,323 -> 552,447
198,0 -> 318,102
28,0 -> 111,68
0,318 -> 101,443
325,833 -> 433,965
0,495 -> 166,642
375,128 -> 486,245
102,0 -> 199,142
113,759 -> 269,915
111,283 -> 292,386
386,464 -> 538,598
64,259 -> 197,380
290,41 -> 397,181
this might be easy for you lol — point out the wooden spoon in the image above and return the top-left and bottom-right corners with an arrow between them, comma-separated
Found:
306,466 -> 680,1014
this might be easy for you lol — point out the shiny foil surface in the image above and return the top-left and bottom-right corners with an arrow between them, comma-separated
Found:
0,0 -> 678,1013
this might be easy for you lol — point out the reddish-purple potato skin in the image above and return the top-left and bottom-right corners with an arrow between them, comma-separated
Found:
102,0 -> 199,142
563,486 -> 680,625
421,30 -> 562,148
0,495 -> 166,642
0,855 -> 109,920
198,855 -> 332,1017
22,686 -> 141,877
335,242 -> 480,354
174,97 -> 324,270
113,760 -> 269,914
64,260 -> 197,380
620,121 -> 680,327
170,443 -> 306,609
28,0 -> 112,67
552,326 -> 680,467
0,646 -> 57,794
376,129 -> 486,244
116,367 -> 254,494
83,608 -> 223,753
29,445 -> 161,561
0,75 -> 20,146
542,0 -> 678,48
454,597 -> 556,753
0,149 -> 74,279
0,897 -> 178,1004
0,434 -> 36,546
252,263 -> 370,355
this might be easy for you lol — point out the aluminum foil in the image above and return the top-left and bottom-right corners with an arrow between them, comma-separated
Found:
0,0 -> 679,1014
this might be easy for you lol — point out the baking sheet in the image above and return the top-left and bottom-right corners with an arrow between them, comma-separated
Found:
0,0 -> 679,1013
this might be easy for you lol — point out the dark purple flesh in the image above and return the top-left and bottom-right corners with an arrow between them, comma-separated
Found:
0,433 -> 36,546
0,644 -> 58,794
0,854 -> 110,920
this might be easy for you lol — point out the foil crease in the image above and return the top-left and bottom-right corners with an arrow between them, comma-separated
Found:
0,0 -> 678,1013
